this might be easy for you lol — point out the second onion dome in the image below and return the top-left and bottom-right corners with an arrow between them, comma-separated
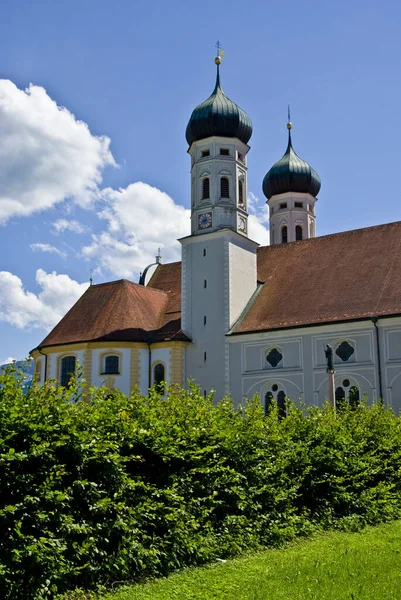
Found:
186,57 -> 253,147
263,122 -> 321,200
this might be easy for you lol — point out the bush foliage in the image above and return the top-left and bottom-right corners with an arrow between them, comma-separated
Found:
1,364 -> 401,599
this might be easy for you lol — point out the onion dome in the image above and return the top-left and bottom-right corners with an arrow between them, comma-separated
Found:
186,57 -> 252,146
263,122 -> 321,200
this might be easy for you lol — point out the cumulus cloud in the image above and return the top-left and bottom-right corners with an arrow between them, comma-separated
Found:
30,243 -> 67,259
80,184 -> 271,279
81,182 -> 191,278
247,192 -> 269,245
0,80 -> 115,223
52,219 -> 88,234
0,357 -> 16,365
0,269 -> 89,330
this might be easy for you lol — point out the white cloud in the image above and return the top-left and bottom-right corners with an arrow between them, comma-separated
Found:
30,243 -> 67,260
81,184 -> 271,279
0,357 -> 16,365
0,80 -> 115,223
52,219 -> 88,234
81,182 -> 190,278
247,192 -> 269,245
0,269 -> 89,330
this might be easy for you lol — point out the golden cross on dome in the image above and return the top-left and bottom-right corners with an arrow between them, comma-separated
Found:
215,40 -> 225,62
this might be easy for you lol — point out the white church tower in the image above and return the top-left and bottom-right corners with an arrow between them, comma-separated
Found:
180,53 -> 258,399
263,116 -> 321,245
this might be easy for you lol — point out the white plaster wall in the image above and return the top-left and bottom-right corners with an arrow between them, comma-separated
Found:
48,350 -> 85,381
181,229 -> 257,400
34,357 -> 46,383
151,348 -> 171,385
91,348 -> 131,397
189,136 -> 250,236
268,192 -> 316,244
229,318 -> 401,412
181,233 -> 230,400
229,238 -> 257,327
139,348 -> 150,395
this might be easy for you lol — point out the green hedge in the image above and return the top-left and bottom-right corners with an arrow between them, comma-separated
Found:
1,364 -> 401,599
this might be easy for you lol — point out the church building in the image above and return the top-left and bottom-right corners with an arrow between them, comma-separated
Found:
30,56 -> 401,412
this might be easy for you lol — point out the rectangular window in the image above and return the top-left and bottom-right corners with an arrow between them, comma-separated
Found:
220,148 -> 229,156
279,202 -> 287,209
204,351 -> 207,362
201,149 -> 210,157
237,152 -> 244,162
204,315 -> 207,325
295,202 -> 303,208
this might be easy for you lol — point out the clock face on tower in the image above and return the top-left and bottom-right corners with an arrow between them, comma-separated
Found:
198,212 -> 212,230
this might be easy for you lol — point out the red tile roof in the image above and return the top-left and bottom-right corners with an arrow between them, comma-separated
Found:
36,221 -> 401,349
235,221 -> 401,333
37,278 -> 188,349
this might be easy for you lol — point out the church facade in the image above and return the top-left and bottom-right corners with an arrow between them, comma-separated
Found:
31,56 -> 401,412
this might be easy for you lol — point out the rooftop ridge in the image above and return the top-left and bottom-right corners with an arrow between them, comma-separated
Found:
257,220 -> 401,252
91,278 -> 169,297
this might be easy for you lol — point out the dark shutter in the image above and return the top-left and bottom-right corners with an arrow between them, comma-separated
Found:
202,178 -> 210,199
220,177 -> 229,198
60,356 -> 76,387
105,355 -> 119,374
154,363 -> 165,394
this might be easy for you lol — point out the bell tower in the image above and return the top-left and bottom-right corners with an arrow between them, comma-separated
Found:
180,52 -> 258,399
263,114 -> 321,245
188,60 -> 251,237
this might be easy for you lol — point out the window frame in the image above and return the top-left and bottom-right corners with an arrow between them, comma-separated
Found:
281,225 -> 288,244
264,346 -> 284,369
152,361 -> 166,395
59,354 -> 77,388
202,177 -> 210,200
102,354 -> 120,375
220,176 -> 230,199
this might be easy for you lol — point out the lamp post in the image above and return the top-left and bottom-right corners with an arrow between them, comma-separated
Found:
325,344 -> 336,408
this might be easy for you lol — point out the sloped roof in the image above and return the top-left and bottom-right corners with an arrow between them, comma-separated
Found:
35,221 -> 401,350
234,221 -> 401,333
37,278 -> 189,349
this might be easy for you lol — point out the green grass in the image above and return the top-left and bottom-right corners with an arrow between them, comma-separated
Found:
101,522 -> 401,600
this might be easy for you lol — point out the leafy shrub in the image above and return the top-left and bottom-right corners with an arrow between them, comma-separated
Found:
1,364 -> 401,599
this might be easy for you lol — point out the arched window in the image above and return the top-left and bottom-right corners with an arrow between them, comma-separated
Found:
349,386 -> 360,408
335,386 -> 346,404
238,179 -> 244,204
60,355 -> 76,387
265,391 -> 274,415
277,390 -> 286,418
104,355 -> 119,374
35,360 -> 42,382
295,225 -> 303,241
281,226 -> 288,244
153,363 -> 165,394
202,178 -> 210,199
220,177 -> 229,198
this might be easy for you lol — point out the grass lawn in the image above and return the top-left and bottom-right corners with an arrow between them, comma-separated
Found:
101,521 -> 401,600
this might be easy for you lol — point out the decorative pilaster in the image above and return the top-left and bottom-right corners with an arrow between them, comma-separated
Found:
83,349 -> 92,387
169,344 -> 185,386
129,347 -> 141,392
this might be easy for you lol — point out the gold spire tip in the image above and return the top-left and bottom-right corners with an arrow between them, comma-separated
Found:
215,55 -> 222,65
287,122 -> 292,130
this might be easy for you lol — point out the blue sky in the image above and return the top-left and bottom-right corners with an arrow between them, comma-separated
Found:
0,0 -> 400,362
